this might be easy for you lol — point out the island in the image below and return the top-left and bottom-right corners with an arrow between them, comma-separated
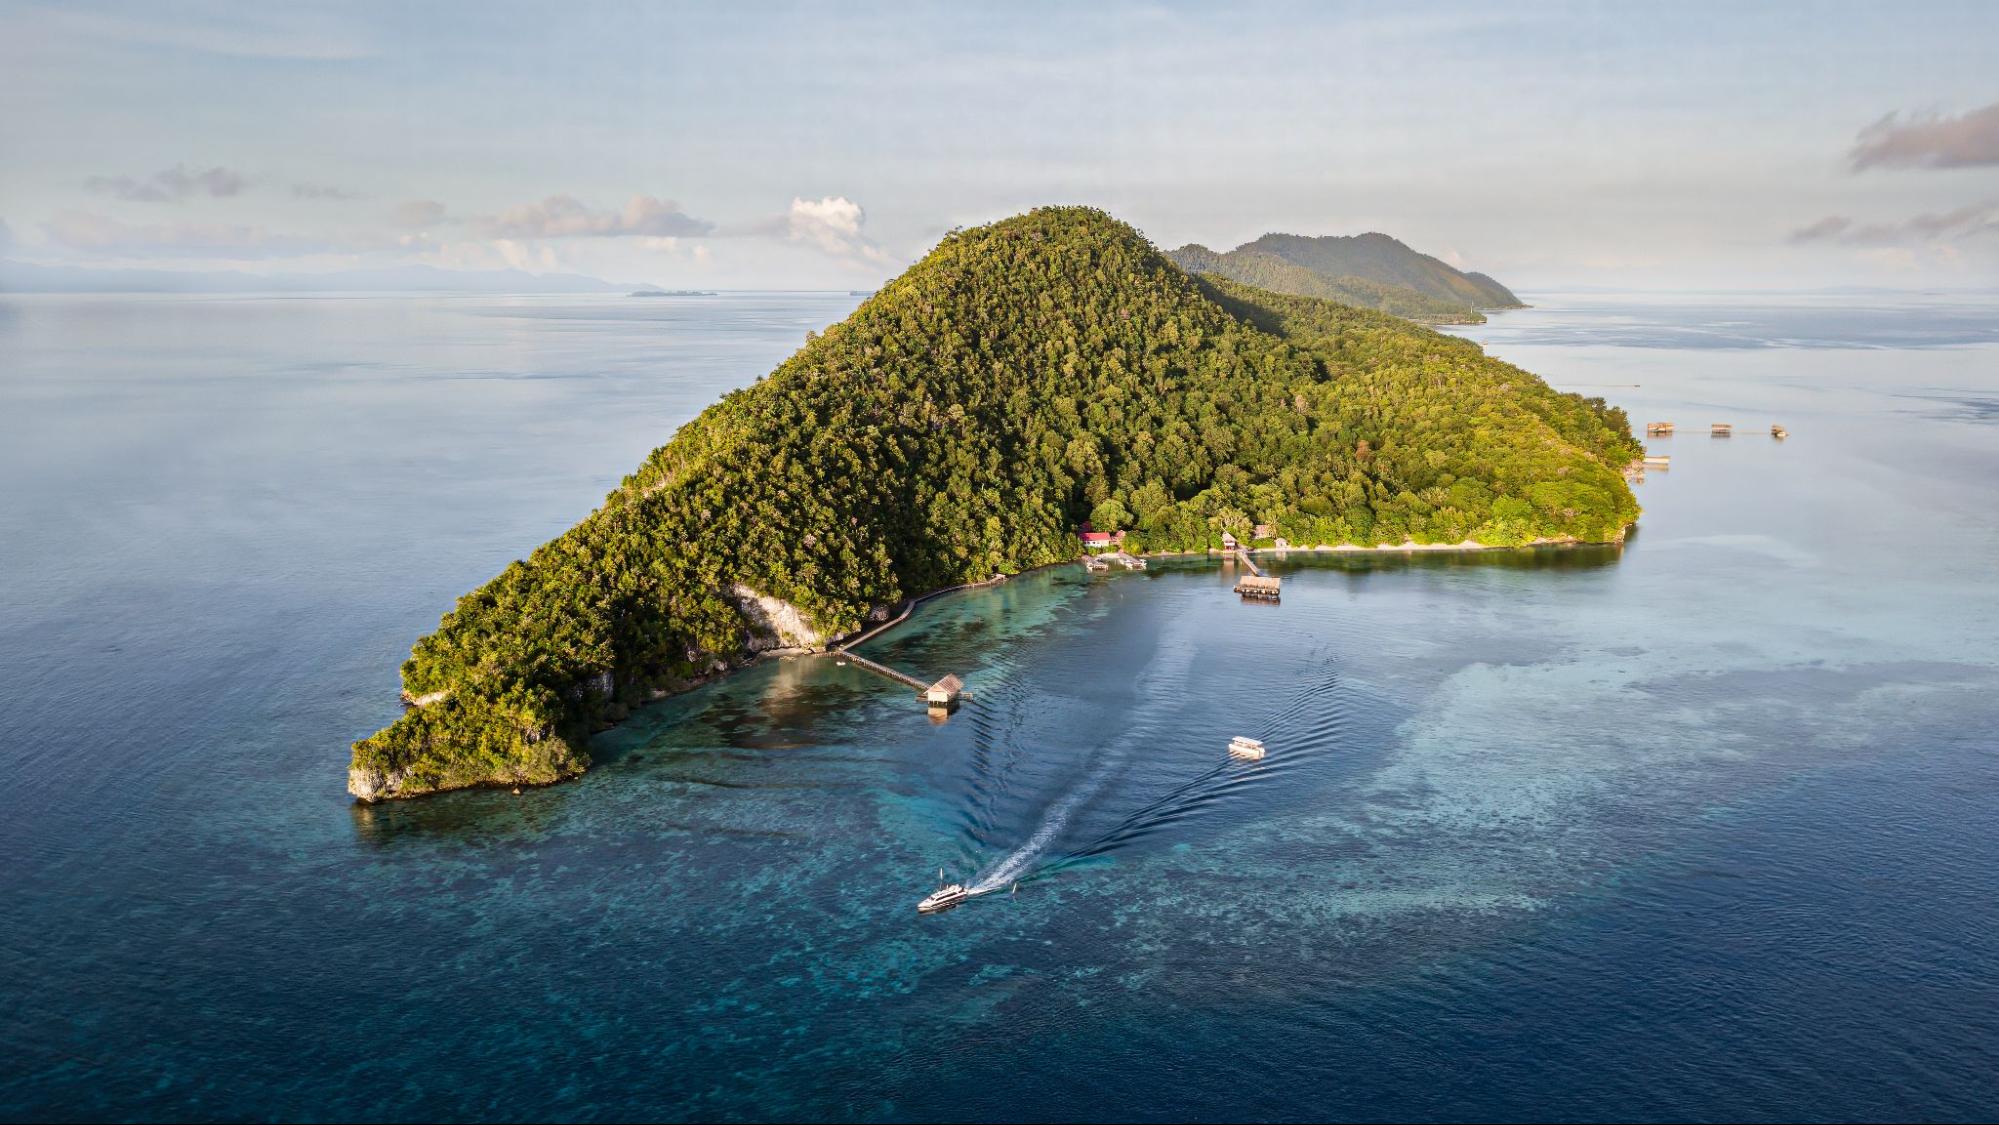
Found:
1167,231 -> 1524,324
350,207 -> 1640,801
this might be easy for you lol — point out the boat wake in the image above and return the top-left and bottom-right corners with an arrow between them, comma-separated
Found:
965,755 -> 1118,893
961,650 -> 1351,895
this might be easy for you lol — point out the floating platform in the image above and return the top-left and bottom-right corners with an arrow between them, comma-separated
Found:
1771,425 -> 1789,439
1642,455 -> 1671,468
1235,574 -> 1282,600
1645,421 -> 1676,436
1711,423 -> 1733,437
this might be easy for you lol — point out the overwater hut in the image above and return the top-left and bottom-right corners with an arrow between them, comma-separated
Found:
1711,423 -> 1733,436
1771,424 -> 1789,439
1646,421 -> 1676,435
1235,574 -> 1282,601
925,674 -> 964,709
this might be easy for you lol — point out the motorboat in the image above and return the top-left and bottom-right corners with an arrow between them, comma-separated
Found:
918,883 -> 970,913
1228,735 -> 1267,760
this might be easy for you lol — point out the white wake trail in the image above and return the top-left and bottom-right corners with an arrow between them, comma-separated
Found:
966,760 -> 1114,893
965,600 -> 1203,895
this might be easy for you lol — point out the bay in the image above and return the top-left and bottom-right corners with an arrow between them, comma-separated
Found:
2,289 -> 1996,1121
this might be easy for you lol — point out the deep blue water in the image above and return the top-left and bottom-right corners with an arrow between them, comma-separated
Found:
3,290 -> 1997,1122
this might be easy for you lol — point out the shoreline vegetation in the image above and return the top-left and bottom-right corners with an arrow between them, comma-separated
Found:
373,535 -> 1614,801
349,206 -> 1640,802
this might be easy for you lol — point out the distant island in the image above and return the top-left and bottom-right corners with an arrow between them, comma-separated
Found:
1167,231 -> 1523,325
350,207 -> 1638,801
630,289 -> 718,297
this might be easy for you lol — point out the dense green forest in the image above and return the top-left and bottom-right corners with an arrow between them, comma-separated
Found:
1168,231 -> 1523,321
351,207 -> 1640,800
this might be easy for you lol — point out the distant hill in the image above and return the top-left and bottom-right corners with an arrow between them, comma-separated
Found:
1167,232 -> 1522,323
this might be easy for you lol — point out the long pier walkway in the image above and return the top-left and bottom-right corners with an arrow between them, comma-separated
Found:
1233,547 -> 1266,577
838,650 -> 929,692
824,574 -> 1003,702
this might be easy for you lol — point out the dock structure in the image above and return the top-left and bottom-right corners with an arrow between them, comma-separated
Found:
1232,548 -> 1281,600
839,649 -> 928,692
831,611 -> 969,707
1642,454 -> 1672,468
1645,421 -> 1676,436
1711,422 -> 1733,437
819,574 -> 1006,709
1084,550 -> 1147,574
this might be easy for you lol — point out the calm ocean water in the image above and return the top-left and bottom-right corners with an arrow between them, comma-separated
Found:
2,289 -> 1997,1122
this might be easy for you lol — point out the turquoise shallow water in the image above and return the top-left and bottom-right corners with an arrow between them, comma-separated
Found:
2,290 -> 1997,1121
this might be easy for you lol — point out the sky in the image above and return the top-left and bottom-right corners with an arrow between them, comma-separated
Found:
3,0 -> 1997,290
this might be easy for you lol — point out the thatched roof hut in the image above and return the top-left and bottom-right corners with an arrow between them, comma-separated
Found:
925,674 -> 964,707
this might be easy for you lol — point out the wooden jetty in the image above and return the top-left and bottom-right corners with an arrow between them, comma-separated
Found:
1232,548 -> 1281,600
1645,421 -> 1675,436
1711,422 -> 1733,437
1085,550 -> 1147,574
826,580 -> 995,709
839,649 -> 927,692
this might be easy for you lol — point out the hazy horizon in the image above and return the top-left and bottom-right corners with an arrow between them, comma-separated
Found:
4,1 -> 1998,292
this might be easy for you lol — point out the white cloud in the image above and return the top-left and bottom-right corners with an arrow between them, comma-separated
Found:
1788,200 -> 1999,246
778,196 -> 890,263
491,239 -> 564,272
292,182 -> 362,200
474,194 -> 713,239
85,165 -> 248,202
1851,101 -> 1999,171
390,199 -> 448,230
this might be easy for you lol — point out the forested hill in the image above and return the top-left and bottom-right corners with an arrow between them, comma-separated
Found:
1168,231 -> 1523,321
1167,243 -> 1488,323
351,207 -> 1639,801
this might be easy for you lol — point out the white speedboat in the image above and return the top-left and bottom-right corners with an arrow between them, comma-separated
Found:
1228,736 -> 1267,760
